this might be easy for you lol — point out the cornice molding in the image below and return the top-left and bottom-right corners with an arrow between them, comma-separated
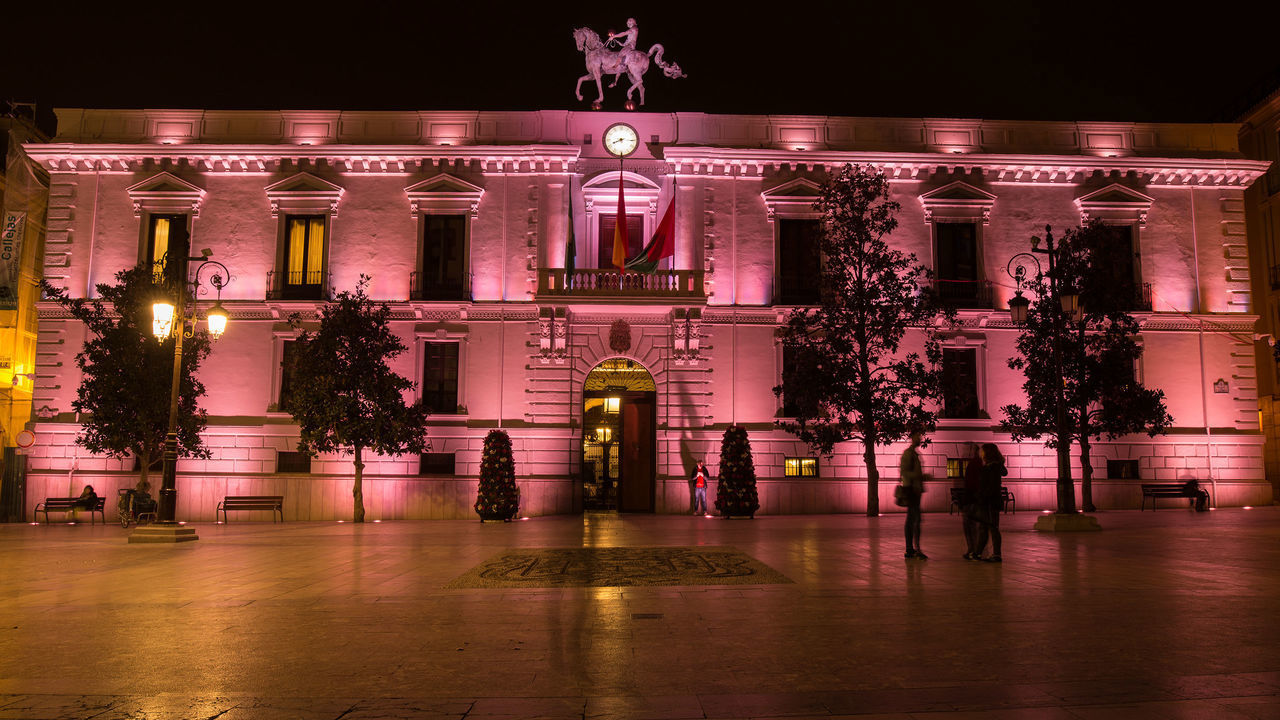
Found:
22,144 -> 582,175
661,148 -> 1270,188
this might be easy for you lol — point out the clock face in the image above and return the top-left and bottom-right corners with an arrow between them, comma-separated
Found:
603,123 -> 639,158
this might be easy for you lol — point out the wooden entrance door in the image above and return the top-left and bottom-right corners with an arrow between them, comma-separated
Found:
618,396 -> 655,512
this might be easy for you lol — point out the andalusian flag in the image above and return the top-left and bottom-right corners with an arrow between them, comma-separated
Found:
625,196 -> 676,274
612,178 -> 629,271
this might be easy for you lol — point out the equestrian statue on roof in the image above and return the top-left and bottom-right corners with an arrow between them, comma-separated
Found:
573,18 -> 687,109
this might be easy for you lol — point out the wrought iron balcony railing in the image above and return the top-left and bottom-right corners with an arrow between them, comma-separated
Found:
930,279 -> 994,309
409,271 -> 469,301
1133,282 -> 1153,311
537,268 -> 705,298
266,270 -> 330,301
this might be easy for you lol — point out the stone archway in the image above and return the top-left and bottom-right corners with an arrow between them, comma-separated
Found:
582,358 -> 657,512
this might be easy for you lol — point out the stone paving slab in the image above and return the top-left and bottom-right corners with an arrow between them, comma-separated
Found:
0,507 -> 1277,718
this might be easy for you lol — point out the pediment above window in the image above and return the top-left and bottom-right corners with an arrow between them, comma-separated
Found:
1074,184 -> 1154,227
761,178 -> 822,222
264,172 -> 345,218
918,181 -> 997,225
126,172 -> 206,217
581,171 -> 661,219
404,173 -> 485,219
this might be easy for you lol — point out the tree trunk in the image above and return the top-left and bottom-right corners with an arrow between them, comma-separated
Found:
136,447 -> 151,493
352,445 -> 366,523
863,440 -> 880,516
1079,433 -> 1096,513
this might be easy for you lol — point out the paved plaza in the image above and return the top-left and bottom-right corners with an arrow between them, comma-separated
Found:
1,506 -> 1278,719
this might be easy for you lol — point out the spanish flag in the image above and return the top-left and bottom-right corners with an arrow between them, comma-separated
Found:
625,195 -> 676,274
612,178 -> 629,271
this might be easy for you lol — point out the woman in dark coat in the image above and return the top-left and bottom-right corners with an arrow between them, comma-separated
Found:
974,443 -> 1008,562
961,444 -> 983,560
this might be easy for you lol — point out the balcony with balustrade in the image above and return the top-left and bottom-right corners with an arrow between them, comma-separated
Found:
536,268 -> 705,299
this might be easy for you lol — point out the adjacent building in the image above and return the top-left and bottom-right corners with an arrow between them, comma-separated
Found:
0,104 -> 51,521
1240,89 -> 1280,499
20,109 -> 1273,520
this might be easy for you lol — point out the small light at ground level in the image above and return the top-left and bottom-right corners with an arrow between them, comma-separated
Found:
337,520 -> 345,523
178,522 -> 186,525
216,521 -> 223,524
1243,506 -> 1253,510
1042,510 -> 1053,514
520,517 -> 531,521
373,519 -> 382,523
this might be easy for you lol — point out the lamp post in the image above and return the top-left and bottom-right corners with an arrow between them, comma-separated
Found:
130,248 -> 229,544
1006,225 -> 1083,518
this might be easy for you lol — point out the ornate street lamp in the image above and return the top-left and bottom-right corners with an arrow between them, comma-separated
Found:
131,248 -> 230,543
1005,226 -> 1085,521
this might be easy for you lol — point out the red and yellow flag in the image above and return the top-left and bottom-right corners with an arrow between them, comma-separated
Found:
612,178 -> 629,271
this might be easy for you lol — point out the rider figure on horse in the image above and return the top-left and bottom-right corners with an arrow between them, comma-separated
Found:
607,18 -> 638,52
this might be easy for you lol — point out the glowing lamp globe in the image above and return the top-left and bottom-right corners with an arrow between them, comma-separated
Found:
206,303 -> 229,339
1008,291 -> 1030,325
1060,291 -> 1080,316
152,301 -> 176,339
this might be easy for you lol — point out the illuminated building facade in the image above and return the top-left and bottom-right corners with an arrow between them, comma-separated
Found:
20,109 -> 1274,519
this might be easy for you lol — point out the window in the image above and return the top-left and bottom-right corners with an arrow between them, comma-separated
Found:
935,222 -> 982,305
277,451 -> 312,474
1107,459 -> 1140,480
777,218 -> 821,304
277,340 -> 298,413
946,458 -> 971,479
419,453 -> 456,475
1102,225 -> 1149,311
416,215 -> 467,300
596,213 -> 643,269
422,342 -> 459,413
784,457 -> 818,477
941,348 -> 981,419
780,345 -> 801,417
146,215 -> 188,284
277,215 -> 327,300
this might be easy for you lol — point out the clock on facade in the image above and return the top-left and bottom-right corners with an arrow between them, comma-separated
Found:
603,122 -> 639,158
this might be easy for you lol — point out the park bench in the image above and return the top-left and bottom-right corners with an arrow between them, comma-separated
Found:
1141,482 -> 1210,511
34,497 -> 106,525
948,487 -> 1015,515
216,495 -> 284,523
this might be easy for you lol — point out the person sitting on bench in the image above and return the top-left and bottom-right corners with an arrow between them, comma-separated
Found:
74,485 -> 98,509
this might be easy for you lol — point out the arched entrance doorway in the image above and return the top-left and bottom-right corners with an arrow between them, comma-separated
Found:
582,358 -> 657,512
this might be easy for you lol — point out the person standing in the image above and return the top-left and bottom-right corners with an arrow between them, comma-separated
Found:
900,431 -> 926,559
974,443 -> 1008,562
691,460 -> 709,515
961,444 -> 983,560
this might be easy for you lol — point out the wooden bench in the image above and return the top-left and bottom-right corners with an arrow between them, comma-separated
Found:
949,487 -> 1015,515
34,497 -> 106,525
1141,483 -> 1210,511
216,496 -> 284,523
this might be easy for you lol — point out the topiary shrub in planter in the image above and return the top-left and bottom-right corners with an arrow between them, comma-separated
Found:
715,424 -> 759,518
475,429 -> 520,521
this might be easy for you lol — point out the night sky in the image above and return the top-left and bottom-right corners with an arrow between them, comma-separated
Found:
6,2 -> 1280,124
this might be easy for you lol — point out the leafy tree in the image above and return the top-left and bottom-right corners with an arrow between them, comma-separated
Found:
42,266 -> 212,491
287,276 -> 430,522
1001,222 -> 1172,512
714,424 -> 759,518
773,164 -> 953,516
475,429 -> 520,521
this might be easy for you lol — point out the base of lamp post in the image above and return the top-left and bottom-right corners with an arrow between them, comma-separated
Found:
1034,513 -> 1102,532
127,523 -> 199,544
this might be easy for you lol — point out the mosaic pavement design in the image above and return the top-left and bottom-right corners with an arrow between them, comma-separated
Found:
445,545 -> 793,588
